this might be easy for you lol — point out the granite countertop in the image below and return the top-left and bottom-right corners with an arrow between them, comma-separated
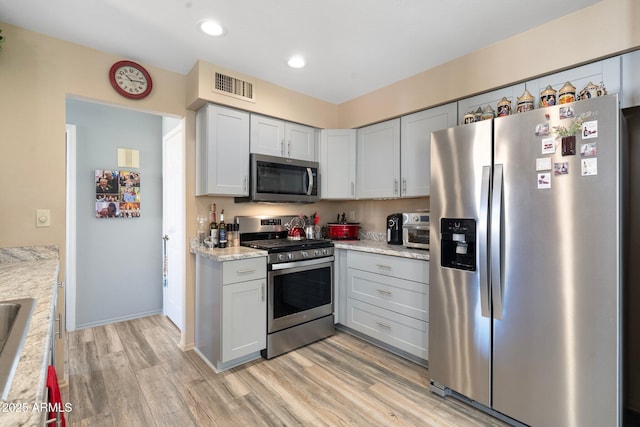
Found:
333,239 -> 430,261
0,246 -> 59,426
190,239 -> 267,261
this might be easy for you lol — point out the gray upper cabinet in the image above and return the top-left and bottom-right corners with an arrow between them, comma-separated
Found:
622,50 -> 640,109
195,104 -> 250,196
457,85 -> 526,125
401,103 -> 457,197
250,114 -> 317,161
357,118 -> 401,199
525,56 -> 621,108
319,129 -> 357,199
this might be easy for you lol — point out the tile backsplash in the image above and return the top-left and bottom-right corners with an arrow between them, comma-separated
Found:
196,196 -> 429,238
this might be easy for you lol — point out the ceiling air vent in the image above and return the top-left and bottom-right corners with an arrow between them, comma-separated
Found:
213,71 -> 255,102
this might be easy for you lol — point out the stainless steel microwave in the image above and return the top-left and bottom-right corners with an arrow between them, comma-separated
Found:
236,153 -> 319,203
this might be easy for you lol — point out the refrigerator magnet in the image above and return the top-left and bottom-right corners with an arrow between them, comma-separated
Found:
581,158 -> 598,176
581,142 -> 597,157
536,157 -> 552,171
537,173 -> 551,189
535,123 -> 550,136
553,162 -> 569,175
582,120 -> 598,139
541,137 -> 555,154
559,105 -> 575,119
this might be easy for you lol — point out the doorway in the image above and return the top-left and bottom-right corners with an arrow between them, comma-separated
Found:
65,98 -> 185,331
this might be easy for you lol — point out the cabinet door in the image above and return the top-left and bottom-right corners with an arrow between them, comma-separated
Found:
319,129 -> 356,199
250,114 -> 286,157
222,278 -> 266,362
622,50 -> 640,108
457,84 -> 526,125
196,104 -> 249,196
286,123 -> 317,161
401,103 -> 457,197
525,56 -> 621,109
357,118 -> 401,199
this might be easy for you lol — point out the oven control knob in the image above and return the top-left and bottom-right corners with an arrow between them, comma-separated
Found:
314,249 -> 321,256
301,251 -> 309,258
322,249 -> 329,255
278,254 -> 286,261
287,253 -> 294,260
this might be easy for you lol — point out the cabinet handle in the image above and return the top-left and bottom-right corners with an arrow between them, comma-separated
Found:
56,313 -> 62,338
376,289 -> 392,295
281,140 -> 285,156
243,176 -> 247,192
237,269 -> 256,274
376,321 -> 392,329
261,282 -> 265,301
351,182 -> 355,196
402,178 -> 407,195
288,141 -> 291,157
394,179 -> 399,195
376,264 -> 392,270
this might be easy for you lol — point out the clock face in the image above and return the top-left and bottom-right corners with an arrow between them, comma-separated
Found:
109,61 -> 153,99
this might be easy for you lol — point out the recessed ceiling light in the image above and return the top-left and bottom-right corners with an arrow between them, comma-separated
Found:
287,56 -> 306,69
200,20 -> 225,37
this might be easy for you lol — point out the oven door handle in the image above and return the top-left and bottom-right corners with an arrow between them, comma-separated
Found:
270,256 -> 335,271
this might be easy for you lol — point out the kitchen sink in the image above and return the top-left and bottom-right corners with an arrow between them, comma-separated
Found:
0,298 -> 35,401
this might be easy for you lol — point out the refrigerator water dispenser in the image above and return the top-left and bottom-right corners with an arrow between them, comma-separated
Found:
440,218 -> 476,271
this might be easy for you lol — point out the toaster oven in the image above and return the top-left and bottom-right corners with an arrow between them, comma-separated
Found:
402,212 -> 430,249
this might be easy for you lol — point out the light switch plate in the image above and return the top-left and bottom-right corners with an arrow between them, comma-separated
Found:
36,209 -> 51,227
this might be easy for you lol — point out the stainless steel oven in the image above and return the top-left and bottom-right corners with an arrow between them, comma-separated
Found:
266,253 -> 334,358
238,215 -> 335,359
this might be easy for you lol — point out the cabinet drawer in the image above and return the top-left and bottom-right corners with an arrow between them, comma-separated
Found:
222,257 -> 266,284
347,268 -> 428,321
347,251 -> 428,283
346,298 -> 428,360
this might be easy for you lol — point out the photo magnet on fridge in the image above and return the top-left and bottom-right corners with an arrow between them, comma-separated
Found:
537,172 -> 551,189
541,137 -> 555,154
582,158 -> 598,176
581,142 -> 597,157
554,162 -> 569,175
582,120 -> 598,139
535,123 -> 550,136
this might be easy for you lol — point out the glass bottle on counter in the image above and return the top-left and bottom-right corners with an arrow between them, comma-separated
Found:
218,209 -> 227,248
197,216 -> 208,247
209,203 -> 218,247
226,223 -> 234,247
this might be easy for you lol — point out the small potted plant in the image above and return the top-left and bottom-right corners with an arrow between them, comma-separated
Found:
553,113 -> 589,156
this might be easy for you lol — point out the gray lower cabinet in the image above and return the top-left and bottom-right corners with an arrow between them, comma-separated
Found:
195,256 -> 267,371
343,250 -> 429,362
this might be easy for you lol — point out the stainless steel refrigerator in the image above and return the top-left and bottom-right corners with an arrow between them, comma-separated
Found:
429,94 -> 623,426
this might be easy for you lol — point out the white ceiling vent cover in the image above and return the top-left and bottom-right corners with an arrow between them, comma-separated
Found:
213,71 -> 255,102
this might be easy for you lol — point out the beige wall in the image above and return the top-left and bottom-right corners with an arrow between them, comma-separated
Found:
338,0 -> 640,128
2,0 -> 640,349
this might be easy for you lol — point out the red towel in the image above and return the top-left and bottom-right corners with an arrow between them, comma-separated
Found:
46,365 -> 66,427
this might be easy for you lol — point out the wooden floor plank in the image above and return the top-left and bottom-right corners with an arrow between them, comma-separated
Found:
62,315 -> 509,427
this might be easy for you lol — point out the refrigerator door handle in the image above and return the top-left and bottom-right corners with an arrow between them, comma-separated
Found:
479,165 -> 491,318
491,164 -> 504,320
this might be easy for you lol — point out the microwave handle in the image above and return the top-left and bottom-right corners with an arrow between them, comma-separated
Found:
306,167 -> 314,196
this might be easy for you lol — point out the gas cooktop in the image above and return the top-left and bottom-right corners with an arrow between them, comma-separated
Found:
242,238 -> 333,253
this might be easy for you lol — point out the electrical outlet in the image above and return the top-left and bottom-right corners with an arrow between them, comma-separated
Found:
349,210 -> 356,221
36,209 -> 51,227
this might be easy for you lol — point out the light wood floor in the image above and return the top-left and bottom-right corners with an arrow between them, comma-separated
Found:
61,315 -> 508,426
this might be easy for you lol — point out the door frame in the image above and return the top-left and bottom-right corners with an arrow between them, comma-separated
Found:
65,124 -> 77,330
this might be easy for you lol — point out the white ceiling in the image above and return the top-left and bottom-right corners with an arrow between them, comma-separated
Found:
0,0 -> 601,104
